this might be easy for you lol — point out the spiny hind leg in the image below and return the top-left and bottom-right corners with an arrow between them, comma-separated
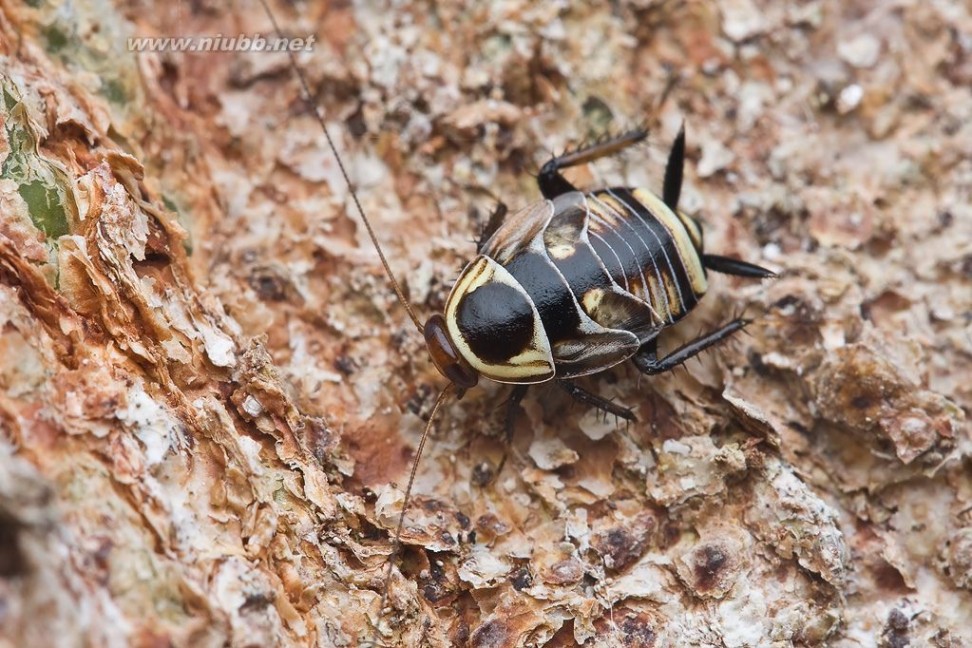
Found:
538,127 -> 649,199
632,319 -> 749,375
558,380 -> 636,421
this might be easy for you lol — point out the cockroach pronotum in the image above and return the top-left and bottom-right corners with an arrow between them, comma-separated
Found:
259,0 -> 775,638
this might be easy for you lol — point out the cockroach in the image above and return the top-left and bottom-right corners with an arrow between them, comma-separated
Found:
259,0 -> 774,638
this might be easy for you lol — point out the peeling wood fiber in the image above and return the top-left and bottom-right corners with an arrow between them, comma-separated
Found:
0,1 -> 970,647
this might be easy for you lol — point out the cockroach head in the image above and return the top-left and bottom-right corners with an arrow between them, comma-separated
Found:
424,314 -> 478,397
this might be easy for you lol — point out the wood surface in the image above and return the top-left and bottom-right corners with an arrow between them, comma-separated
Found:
0,1 -> 969,646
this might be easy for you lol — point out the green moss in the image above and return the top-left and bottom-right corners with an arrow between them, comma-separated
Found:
17,179 -> 69,239
1,87 -> 17,111
100,77 -> 128,105
32,3 -> 136,108
42,24 -> 68,53
1,83 -> 71,241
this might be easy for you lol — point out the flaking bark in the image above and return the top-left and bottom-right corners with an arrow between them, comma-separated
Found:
0,1 -> 969,647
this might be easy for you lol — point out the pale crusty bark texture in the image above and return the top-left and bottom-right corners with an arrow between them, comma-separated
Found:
0,1 -> 970,646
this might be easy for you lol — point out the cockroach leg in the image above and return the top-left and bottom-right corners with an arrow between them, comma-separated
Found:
557,380 -> 637,422
495,384 -> 529,478
632,318 -> 750,375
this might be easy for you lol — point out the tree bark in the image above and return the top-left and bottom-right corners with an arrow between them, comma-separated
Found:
0,1 -> 969,646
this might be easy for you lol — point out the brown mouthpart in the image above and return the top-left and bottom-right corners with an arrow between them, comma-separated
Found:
424,314 -> 479,396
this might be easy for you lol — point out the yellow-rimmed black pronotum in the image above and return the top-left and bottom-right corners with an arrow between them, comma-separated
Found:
258,0 -> 775,634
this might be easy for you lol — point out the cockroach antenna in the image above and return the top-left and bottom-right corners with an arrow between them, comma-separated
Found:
258,2 -> 777,642
256,0 -> 423,335
376,383 -> 453,619
255,0 -> 457,635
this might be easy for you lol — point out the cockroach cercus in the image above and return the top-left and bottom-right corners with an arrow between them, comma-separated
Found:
259,0 -> 775,632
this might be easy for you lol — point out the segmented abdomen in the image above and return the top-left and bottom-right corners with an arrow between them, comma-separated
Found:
472,189 -> 709,379
586,187 -> 707,326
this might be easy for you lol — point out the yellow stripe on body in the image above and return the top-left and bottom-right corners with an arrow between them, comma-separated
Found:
632,188 -> 708,298
591,193 -> 674,323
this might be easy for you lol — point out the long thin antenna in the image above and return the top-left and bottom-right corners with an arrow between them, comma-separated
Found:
257,0 -> 424,334
378,383 -> 454,619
